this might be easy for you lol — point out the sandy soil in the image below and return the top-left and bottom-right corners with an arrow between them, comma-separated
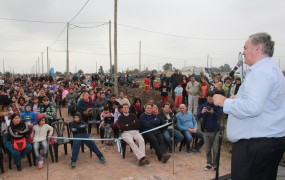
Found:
0,102 -> 232,180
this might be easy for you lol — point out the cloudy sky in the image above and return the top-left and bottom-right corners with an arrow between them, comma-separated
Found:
0,0 -> 285,74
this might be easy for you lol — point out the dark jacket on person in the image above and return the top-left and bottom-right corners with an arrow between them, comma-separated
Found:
117,113 -> 140,132
197,102 -> 223,132
7,121 -> 30,141
157,111 -> 176,132
129,104 -> 143,119
77,98 -> 94,112
69,115 -> 88,136
139,113 -> 160,132
95,99 -> 107,109
159,84 -> 171,97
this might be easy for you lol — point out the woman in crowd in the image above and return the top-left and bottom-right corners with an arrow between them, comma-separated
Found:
6,113 -> 32,171
198,76 -> 210,107
129,97 -> 143,119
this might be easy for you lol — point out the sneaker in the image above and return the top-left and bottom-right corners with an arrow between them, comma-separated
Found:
186,148 -> 191,153
38,161 -> 43,169
160,154 -> 171,163
214,167 -> 217,171
16,165 -> 22,171
192,148 -> 201,153
98,156 -> 105,164
204,164 -> 212,171
70,160 -> 76,168
169,147 -> 173,153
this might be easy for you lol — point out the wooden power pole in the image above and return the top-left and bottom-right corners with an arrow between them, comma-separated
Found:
109,20 -> 112,75
66,22 -> 70,75
114,0 -> 118,94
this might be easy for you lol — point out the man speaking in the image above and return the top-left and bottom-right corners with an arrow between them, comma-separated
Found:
213,32 -> 285,180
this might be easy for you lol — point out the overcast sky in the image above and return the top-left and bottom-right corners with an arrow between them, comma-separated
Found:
0,0 -> 285,74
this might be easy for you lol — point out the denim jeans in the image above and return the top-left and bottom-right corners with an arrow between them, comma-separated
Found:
33,140 -> 48,162
6,141 -> 32,166
71,133 -> 104,162
163,129 -> 184,148
182,130 -> 204,150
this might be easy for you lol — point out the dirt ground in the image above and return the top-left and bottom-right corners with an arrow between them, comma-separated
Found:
0,89 -> 232,180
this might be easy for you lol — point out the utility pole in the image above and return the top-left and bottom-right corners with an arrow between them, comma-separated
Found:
47,47 -> 49,74
207,54 -> 209,68
184,60 -> 186,67
66,22 -> 70,75
38,57 -> 40,74
114,0 -> 118,94
96,61 -> 98,73
279,58 -> 281,68
2,59 -> 4,74
109,20 -> 112,75
211,58 -> 213,68
158,63 -> 159,71
139,40 -> 141,72
35,61 -> 37,75
41,52 -> 44,74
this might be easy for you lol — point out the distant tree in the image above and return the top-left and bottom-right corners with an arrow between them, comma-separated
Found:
99,66 -> 104,74
151,69 -> 158,74
163,63 -> 173,71
211,67 -> 221,73
4,72 -> 11,77
0,72 -> 2,76
78,69 -> 84,75
220,64 -> 231,72
133,68 -> 139,74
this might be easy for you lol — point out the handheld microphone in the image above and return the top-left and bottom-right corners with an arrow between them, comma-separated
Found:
229,52 -> 243,78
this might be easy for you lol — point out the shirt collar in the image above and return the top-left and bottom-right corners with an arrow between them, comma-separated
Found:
248,57 -> 270,73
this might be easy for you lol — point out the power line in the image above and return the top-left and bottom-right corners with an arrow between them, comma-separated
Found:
117,23 -> 244,41
0,49 -> 41,53
0,17 -> 66,24
69,0 -> 90,23
48,25 -> 67,47
69,22 -> 108,29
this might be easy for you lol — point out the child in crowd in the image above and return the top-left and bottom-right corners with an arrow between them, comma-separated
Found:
31,96 -> 40,113
100,106 -> 114,146
159,81 -> 171,104
31,114 -> 53,169
174,84 -> 183,108
113,104 -> 123,138
69,113 -> 105,168
21,104 -> 36,125
144,76 -> 151,91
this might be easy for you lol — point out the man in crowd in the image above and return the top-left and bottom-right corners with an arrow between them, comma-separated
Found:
117,104 -> 150,166
197,91 -> 222,171
139,104 -> 171,163
185,76 -> 200,116
176,104 -> 204,153
157,103 -> 184,153
170,70 -> 182,101
213,32 -> 285,179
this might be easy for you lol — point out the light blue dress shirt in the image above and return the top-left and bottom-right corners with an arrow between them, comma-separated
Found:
224,57 -> 285,142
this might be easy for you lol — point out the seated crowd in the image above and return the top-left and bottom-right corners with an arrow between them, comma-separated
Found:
0,72 -> 227,172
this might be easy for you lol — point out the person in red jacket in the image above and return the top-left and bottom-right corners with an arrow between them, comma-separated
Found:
144,76 -> 151,91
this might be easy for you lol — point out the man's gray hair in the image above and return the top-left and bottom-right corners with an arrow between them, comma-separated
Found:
249,32 -> 275,57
